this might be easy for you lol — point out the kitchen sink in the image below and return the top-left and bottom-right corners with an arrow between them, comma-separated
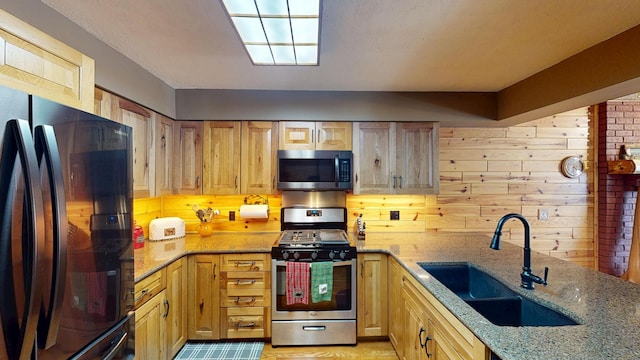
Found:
418,263 -> 579,327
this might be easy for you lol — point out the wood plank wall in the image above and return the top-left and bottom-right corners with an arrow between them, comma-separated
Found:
435,107 -> 594,268
346,107 -> 594,268
133,107 -> 594,268
134,195 -> 282,236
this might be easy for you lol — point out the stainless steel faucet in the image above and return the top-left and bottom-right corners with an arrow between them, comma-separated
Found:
490,213 -> 549,289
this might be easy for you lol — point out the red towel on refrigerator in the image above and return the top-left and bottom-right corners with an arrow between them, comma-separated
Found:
286,261 -> 310,305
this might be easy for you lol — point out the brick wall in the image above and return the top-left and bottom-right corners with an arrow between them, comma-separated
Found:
598,98 -> 640,276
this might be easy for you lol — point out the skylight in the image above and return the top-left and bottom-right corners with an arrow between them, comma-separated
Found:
221,0 -> 321,66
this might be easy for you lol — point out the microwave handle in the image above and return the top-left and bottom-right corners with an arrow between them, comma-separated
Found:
335,155 -> 339,185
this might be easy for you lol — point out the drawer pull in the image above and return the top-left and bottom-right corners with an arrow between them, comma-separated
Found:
235,279 -> 257,285
134,289 -> 148,302
235,261 -> 259,270
235,297 -> 256,305
234,321 -> 256,328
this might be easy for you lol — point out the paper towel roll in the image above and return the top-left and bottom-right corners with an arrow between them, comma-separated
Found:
239,204 -> 269,219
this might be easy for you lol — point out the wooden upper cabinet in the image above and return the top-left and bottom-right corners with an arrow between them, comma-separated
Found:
156,115 -> 175,196
174,121 -> 203,194
279,121 -> 351,150
0,9 -> 95,112
119,99 -> 154,198
241,121 -> 278,194
353,122 -> 394,194
353,122 -> 439,195
395,122 -> 439,195
203,121 -> 241,194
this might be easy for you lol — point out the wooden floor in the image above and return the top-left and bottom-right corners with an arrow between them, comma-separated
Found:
260,340 -> 399,360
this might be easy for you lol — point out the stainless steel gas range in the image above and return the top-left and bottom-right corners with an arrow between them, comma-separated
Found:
271,207 -> 357,346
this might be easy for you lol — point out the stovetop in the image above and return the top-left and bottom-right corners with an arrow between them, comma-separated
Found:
277,229 -> 349,247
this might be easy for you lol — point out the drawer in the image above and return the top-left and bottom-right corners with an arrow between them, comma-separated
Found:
220,271 -> 270,290
220,253 -> 270,272
134,269 -> 166,309
221,289 -> 271,308
221,307 -> 270,339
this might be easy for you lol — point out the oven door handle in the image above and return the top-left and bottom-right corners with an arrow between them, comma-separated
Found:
274,260 -> 353,267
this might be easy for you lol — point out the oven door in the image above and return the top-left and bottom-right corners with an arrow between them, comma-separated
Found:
271,259 -> 356,321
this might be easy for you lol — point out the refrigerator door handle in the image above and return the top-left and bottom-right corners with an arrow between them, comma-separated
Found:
0,119 -> 46,360
34,125 -> 68,350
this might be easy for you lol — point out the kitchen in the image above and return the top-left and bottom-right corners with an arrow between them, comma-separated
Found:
1,1 -> 640,359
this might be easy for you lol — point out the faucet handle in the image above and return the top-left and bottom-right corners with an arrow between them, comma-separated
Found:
542,266 -> 549,286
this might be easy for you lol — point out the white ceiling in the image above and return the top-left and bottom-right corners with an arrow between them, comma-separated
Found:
41,0 -> 640,93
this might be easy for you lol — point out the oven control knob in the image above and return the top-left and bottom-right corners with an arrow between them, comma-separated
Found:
311,251 -> 318,260
339,250 -> 346,259
329,251 -> 335,259
293,252 -> 300,260
282,251 -> 289,260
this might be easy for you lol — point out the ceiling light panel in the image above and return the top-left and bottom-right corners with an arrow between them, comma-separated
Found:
221,0 -> 321,65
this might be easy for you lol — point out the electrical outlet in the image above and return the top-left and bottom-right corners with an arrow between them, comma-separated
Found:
390,210 -> 400,221
538,208 -> 549,221
229,211 -> 235,221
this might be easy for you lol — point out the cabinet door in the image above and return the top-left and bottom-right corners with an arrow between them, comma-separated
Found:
241,121 -> 278,194
316,122 -> 352,150
166,258 -> 187,359
388,257 -> 404,354
353,122 -> 395,194
203,121 -> 241,194
174,121 -> 203,194
187,255 -> 220,340
155,115 -> 174,196
402,279 -> 429,360
94,88 -> 120,120
395,122 -> 439,194
279,121 -> 315,150
135,290 -> 168,360
280,121 -> 352,150
357,253 -> 388,337
428,318 -> 461,360
0,9 -> 95,112
119,99 -> 154,198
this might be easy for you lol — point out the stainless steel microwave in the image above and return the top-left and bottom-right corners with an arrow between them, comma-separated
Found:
277,150 -> 353,190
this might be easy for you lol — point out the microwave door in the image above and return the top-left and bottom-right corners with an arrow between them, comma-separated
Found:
34,124 -> 68,350
0,119 -> 46,360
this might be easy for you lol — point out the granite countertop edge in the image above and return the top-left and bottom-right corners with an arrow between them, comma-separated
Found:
134,231 -> 640,360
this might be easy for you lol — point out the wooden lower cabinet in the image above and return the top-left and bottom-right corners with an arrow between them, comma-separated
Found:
188,254 -> 221,339
402,272 -> 488,360
357,253 -> 388,337
388,257 -> 404,353
166,258 -> 188,359
219,253 -> 271,339
135,289 -> 168,360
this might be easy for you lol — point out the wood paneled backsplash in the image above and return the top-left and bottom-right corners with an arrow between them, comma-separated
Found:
435,108 -> 594,268
134,107 -> 594,268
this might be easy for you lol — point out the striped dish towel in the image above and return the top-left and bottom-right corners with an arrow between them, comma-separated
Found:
286,262 -> 310,305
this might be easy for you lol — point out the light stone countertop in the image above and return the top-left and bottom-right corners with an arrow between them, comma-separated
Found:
134,231 -> 640,360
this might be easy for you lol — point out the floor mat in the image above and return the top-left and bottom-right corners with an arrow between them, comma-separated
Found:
175,341 -> 264,360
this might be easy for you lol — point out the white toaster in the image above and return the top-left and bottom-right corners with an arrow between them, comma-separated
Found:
149,217 -> 185,241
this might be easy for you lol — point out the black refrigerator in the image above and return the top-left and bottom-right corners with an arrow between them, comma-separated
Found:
0,85 -> 135,359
